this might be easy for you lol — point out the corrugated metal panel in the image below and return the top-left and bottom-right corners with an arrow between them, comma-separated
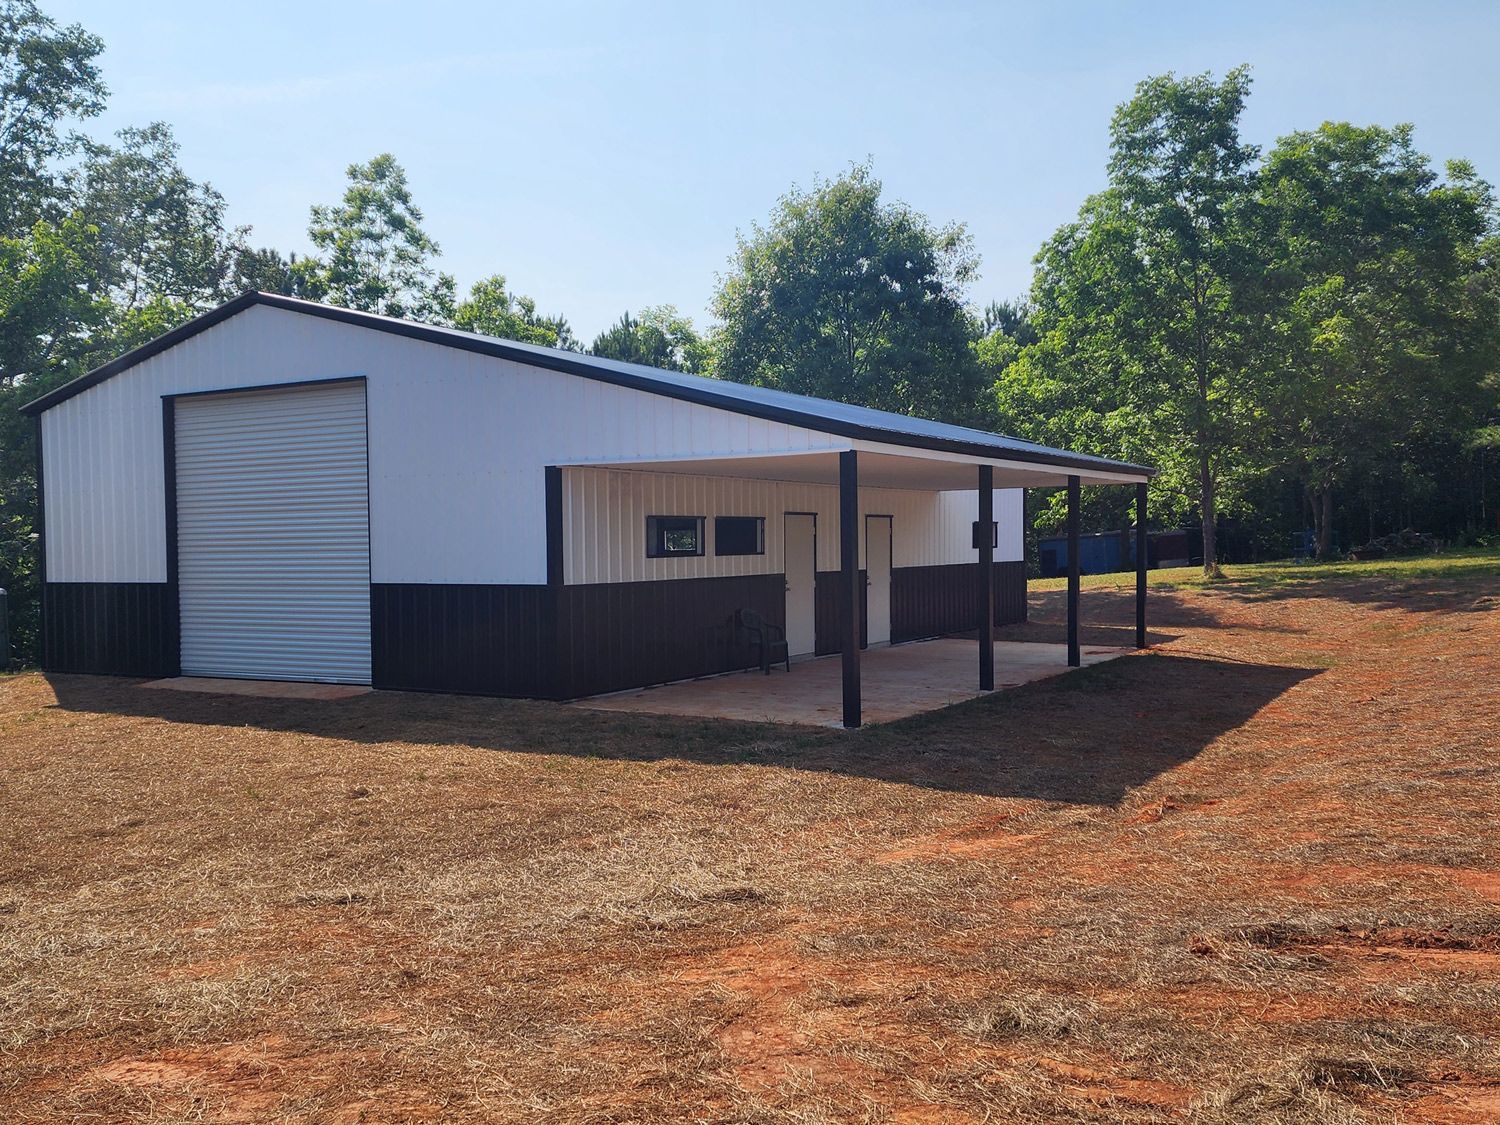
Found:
40,303 -> 844,585
555,574 -> 784,698
41,582 -> 178,676
175,381 -> 371,683
370,583 -> 553,697
562,467 -> 1025,584
37,300 -> 1027,592
890,562 -> 1028,643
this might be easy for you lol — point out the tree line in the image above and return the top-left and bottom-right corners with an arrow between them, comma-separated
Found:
3,0 -> 1498,662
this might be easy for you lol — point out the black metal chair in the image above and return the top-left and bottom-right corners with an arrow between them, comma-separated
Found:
735,608 -> 790,674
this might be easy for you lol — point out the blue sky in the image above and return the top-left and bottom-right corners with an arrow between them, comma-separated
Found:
50,0 -> 1500,341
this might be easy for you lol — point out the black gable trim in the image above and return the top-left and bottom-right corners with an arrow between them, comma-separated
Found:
21,293 -> 261,416
21,292 -> 1155,477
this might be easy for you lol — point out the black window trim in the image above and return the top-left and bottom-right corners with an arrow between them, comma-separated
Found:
646,514 -> 706,558
714,515 -> 766,557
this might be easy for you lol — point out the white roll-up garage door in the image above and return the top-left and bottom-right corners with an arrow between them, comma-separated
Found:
175,380 -> 371,684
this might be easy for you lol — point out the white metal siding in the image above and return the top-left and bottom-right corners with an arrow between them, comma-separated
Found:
175,381 -> 371,683
561,467 -> 1023,584
40,304 -> 844,585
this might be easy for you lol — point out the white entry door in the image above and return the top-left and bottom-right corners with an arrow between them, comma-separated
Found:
175,380 -> 372,684
866,515 -> 892,646
784,513 -> 817,657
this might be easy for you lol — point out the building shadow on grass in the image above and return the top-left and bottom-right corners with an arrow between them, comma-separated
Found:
43,651 -> 1319,808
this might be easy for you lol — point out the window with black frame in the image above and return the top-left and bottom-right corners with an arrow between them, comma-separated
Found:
715,516 -> 765,556
646,515 -> 705,558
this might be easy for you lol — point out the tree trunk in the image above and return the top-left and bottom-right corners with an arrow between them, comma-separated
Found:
1199,450 -> 1218,577
1316,488 -> 1334,559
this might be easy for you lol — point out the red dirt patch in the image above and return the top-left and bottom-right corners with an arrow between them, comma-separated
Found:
1404,1079 -> 1500,1123
89,1038 -> 315,1122
677,939 -> 936,1108
1034,1057 -> 1194,1110
89,1037 -> 446,1123
1444,868 -> 1500,904
876,811 -> 1041,862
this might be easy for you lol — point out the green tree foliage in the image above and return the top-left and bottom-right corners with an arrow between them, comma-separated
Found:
0,214 -> 105,384
230,245 -> 321,299
1255,125 -> 1499,556
997,68 -> 1265,574
0,3 -> 108,662
0,215 -> 107,663
712,164 -> 986,424
69,123 -> 245,321
453,274 -> 576,349
590,306 -> 708,372
303,153 -> 455,323
0,0 -> 105,235
979,298 -> 1037,346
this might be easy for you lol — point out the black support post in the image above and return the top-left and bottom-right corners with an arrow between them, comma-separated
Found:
544,466 -> 565,699
544,466 -> 563,588
1135,481 -> 1148,649
978,464 -> 995,691
1067,474 -> 1081,668
839,450 -> 861,729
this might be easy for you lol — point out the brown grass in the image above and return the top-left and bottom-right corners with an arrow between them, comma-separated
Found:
1,555 -> 1498,1122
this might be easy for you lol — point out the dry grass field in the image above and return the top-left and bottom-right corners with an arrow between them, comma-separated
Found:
2,553 -> 1499,1123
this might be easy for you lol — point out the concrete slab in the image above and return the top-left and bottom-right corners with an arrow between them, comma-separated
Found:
140,677 -> 371,701
572,638 -> 1129,728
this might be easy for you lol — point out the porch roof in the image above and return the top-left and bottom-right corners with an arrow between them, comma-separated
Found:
560,438 -> 1151,490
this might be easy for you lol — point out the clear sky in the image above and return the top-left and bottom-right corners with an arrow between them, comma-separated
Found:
48,0 -> 1500,342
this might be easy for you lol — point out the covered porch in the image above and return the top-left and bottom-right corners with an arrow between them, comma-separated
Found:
554,437 -> 1154,729
574,636 -> 1131,727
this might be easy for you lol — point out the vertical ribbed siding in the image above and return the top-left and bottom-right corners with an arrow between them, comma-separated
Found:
554,574 -> 785,698
370,584 -> 554,697
39,302 -> 846,587
561,466 -> 1023,585
814,571 -> 868,655
890,561 -> 1028,643
175,381 -> 371,684
42,582 -> 177,676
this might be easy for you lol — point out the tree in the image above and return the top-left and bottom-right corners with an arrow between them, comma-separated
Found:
1256,124 -> 1498,556
230,245 -> 322,298
69,123 -> 246,318
303,153 -> 455,323
712,164 -> 986,424
979,298 -> 1037,346
1006,68 -> 1264,575
0,0 -> 106,236
0,2 -> 107,666
0,214 -> 108,664
453,274 -> 575,349
0,214 -> 106,385
590,306 -> 708,372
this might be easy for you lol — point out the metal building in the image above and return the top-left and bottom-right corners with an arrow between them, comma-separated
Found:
25,293 -> 1154,727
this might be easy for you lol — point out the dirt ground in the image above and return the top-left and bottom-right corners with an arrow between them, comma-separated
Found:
1,554 -> 1498,1123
